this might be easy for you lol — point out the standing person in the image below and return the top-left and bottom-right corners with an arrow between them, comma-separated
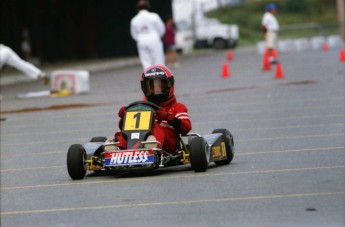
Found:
130,0 -> 165,69
261,3 -> 279,66
0,44 -> 49,84
164,16 -> 179,68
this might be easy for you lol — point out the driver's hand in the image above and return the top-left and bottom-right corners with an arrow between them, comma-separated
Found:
118,106 -> 126,118
155,108 -> 174,122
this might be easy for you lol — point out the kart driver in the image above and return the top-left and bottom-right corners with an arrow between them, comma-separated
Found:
115,65 -> 192,154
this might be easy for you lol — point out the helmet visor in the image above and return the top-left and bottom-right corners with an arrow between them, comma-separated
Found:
143,78 -> 168,97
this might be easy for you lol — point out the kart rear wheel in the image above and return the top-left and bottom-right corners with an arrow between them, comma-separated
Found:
90,137 -> 107,142
67,144 -> 87,180
212,129 -> 234,165
189,137 -> 209,172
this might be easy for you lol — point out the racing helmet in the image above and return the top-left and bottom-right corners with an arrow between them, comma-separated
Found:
141,65 -> 175,104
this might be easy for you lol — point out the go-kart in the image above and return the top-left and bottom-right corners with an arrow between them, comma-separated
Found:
67,101 -> 234,180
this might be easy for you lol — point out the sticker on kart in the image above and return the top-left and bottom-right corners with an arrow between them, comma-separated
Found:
104,150 -> 155,166
123,111 -> 153,131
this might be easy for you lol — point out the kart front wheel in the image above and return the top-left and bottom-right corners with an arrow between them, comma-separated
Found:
189,137 -> 209,172
212,129 -> 234,165
67,144 -> 87,180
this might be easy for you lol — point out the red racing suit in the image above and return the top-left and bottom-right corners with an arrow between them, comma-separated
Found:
116,96 -> 192,154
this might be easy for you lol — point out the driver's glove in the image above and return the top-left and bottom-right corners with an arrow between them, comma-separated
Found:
118,106 -> 126,118
155,108 -> 175,122
156,108 -> 182,129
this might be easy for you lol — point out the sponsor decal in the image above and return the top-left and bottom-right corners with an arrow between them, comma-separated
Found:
131,133 -> 140,139
144,71 -> 165,77
212,145 -> 221,160
212,143 -> 227,160
144,68 -> 165,77
221,142 -> 227,156
105,150 -> 154,166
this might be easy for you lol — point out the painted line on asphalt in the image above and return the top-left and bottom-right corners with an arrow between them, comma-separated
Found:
237,133 -> 345,142
2,96 -> 343,123
194,114 -> 345,125
2,102 -> 343,126
3,122 -> 344,139
2,165 -> 344,191
2,132 -> 344,147
234,123 -> 345,132
238,146 -> 345,156
2,108 -> 344,130
1,191 -> 344,215
4,150 -> 63,157
1,165 -> 64,172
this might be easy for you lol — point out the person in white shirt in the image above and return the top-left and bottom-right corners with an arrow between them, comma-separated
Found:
130,0 -> 165,69
261,3 -> 279,64
0,44 -> 49,84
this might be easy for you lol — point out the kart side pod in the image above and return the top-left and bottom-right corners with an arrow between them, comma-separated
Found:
189,131 -> 233,172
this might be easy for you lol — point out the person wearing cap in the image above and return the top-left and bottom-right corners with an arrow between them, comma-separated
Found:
261,3 -> 279,64
130,0 -> 166,69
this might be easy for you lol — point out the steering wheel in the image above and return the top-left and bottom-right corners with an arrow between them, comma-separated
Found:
126,100 -> 160,110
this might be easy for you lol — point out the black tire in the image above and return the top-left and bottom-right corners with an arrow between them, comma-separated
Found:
229,39 -> 238,49
90,137 -> 107,142
212,129 -> 234,165
67,144 -> 87,180
189,137 -> 209,172
213,38 -> 227,49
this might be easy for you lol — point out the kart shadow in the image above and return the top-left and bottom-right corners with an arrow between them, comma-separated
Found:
87,163 -> 230,179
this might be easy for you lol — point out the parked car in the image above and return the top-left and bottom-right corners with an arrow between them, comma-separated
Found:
175,18 -> 239,53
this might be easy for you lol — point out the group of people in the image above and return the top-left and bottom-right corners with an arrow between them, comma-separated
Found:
130,0 -> 179,70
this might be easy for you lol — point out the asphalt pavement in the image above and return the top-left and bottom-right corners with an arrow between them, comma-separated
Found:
1,46 -> 344,226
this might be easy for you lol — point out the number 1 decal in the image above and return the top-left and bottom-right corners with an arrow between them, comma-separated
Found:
133,112 -> 141,128
124,111 -> 152,131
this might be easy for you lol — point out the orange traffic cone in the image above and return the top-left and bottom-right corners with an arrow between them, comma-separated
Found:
339,48 -> 345,62
322,42 -> 329,52
262,50 -> 271,71
227,50 -> 233,61
275,63 -> 284,79
222,63 -> 230,78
